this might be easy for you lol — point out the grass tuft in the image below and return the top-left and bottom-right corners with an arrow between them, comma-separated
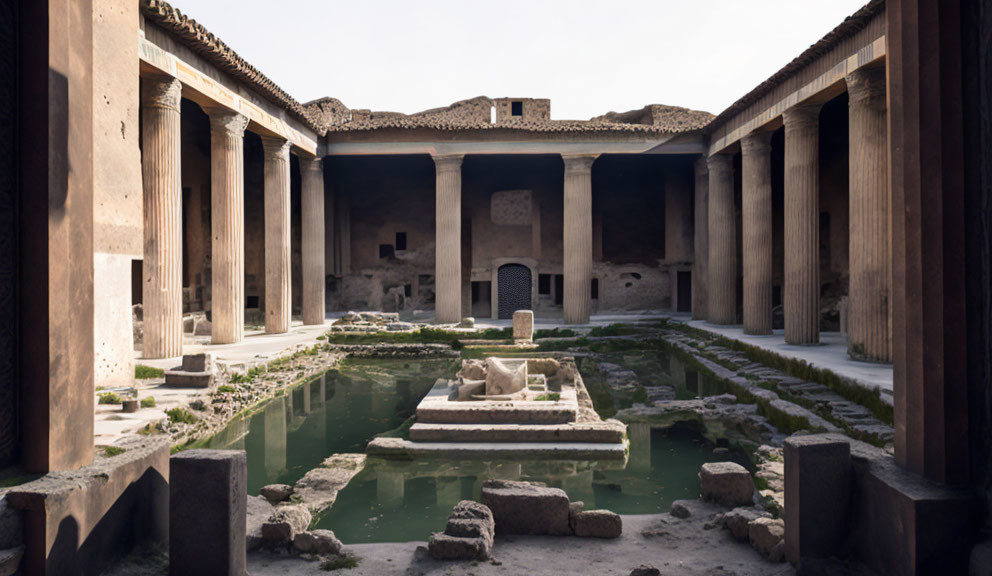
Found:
166,407 -> 197,424
320,553 -> 359,571
135,364 -> 165,379
98,392 -> 123,405
140,397 -> 156,408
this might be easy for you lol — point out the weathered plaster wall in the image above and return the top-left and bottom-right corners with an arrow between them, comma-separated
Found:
94,0 -> 141,385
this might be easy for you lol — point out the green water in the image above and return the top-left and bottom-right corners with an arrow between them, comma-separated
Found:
315,424 -> 748,544
203,358 -> 457,493
204,353 -> 746,543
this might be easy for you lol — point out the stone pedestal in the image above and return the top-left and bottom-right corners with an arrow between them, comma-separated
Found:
563,155 -> 596,325
140,77 -> 183,359
263,137 -> 292,334
692,157 -> 709,320
300,157 -> 325,326
741,132 -> 774,335
170,449 -> 246,576
783,104 -> 821,345
208,110 -> 249,345
434,155 -> 463,324
512,310 -> 534,341
783,435 -> 851,568
846,67 -> 891,362
707,154 -> 736,325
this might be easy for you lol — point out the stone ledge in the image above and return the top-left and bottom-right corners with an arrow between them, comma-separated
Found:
366,437 -> 628,461
408,421 -> 625,443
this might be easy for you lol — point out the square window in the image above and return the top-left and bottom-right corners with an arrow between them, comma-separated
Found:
511,101 -> 523,116
395,232 -> 407,251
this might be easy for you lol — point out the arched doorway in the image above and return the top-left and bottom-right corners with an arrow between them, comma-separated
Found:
498,264 -> 532,319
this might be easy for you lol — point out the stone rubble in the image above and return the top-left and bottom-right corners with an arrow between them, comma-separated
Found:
428,500 -> 495,561
699,462 -> 755,508
259,484 -> 293,504
261,505 -> 312,545
292,529 -> 343,556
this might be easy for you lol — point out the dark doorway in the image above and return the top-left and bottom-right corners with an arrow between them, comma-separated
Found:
554,274 -> 564,306
677,271 -> 692,312
498,264 -> 531,319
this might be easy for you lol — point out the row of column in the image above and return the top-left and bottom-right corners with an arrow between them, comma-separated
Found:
695,66 -> 890,361
432,153 -> 597,325
140,76 -> 326,358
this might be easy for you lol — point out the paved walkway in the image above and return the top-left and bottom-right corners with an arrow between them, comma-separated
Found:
665,314 -> 894,402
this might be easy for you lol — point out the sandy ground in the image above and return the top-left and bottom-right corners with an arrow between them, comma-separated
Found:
247,503 -> 796,576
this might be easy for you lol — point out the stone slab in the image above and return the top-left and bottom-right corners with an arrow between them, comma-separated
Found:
408,421 -> 625,443
481,480 -> 571,536
163,370 -> 214,388
366,437 -> 628,461
170,449 -> 247,576
416,378 -> 578,425
6,439 -> 169,576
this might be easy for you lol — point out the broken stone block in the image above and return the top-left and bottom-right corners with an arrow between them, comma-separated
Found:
457,359 -> 486,381
513,309 -> 534,341
572,509 -> 622,538
165,354 -> 215,388
458,317 -> 475,328
428,500 -> 494,561
699,462 -> 754,507
428,533 -> 492,561
183,315 -> 195,333
260,484 -> 293,504
569,501 -> 585,532
481,480 -> 570,536
721,507 -> 768,542
181,353 -> 212,373
170,449 -> 247,576
193,317 -> 211,336
629,566 -> 661,576
293,530 -> 343,555
669,500 -> 691,519
748,517 -> 785,559
246,495 -> 275,552
484,357 -> 527,396
261,505 -> 312,545
122,399 -> 139,413
457,378 -> 485,401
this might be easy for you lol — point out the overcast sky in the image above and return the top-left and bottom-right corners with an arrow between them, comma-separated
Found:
169,0 -> 868,120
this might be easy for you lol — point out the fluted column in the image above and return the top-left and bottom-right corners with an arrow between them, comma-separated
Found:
846,67 -> 890,362
141,77 -> 183,358
433,154 -> 463,324
692,157 -> 709,320
707,154 -> 736,325
783,104 -> 822,345
263,137 -> 292,334
741,132 -> 774,335
563,154 -> 596,325
208,109 -> 249,345
300,157 -> 326,326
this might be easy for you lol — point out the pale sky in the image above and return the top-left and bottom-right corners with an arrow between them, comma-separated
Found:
169,0 -> 869,120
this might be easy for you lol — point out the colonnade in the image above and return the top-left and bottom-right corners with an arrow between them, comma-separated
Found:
695,66 -> 891,361
139,77 -> 327,358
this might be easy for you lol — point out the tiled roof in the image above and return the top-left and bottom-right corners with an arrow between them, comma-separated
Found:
140,0 -> 323,133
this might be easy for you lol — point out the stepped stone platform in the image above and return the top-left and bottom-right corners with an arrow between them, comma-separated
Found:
368,356 -> 628,460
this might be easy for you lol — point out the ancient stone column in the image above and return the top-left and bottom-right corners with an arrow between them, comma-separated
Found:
433,154 -> 463,324
846,67 -> 891,362
741,131 -> 774,335
707,154 -> 736,325
783,104 -> 822,345
263,136 -> 292,334
563,154 -> 596,325
141,77 -> 183,359
300,157 -> 326,326
692,157 -> 709,320
208,109 -> 249,345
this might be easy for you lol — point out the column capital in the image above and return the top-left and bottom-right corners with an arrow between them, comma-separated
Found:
783,103 -> 822,130
694,156 -> 709,176
706,153 -> 733,173
141,76 -> 182,112
208,109 -> 249,138
432,154 -> 464,172
562,154 -> 598,174
846,66 -> 887,106
741,131 -> 773,155
300,156 -> 324,173
261,136 -> 291,160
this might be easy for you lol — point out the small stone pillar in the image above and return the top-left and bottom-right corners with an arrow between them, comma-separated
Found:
263,136 -> 292,335
741,132 -> 774,335
784,435 -> 851,570
846,67 -> 891,362
170,449 -> 247,576
783,103 -> 822,345
208,110 -> 249,345
434,154 -> 463,324
707,154 -> 736,325
300,157 -> 326,326
141,77 -> 183,359
563,154 -> 597,325
513,310 -> 534,341
692,157 -> 709,320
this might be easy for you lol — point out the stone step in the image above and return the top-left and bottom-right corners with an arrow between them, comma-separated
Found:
367,437 -> 628,461
409,422 -> 625,444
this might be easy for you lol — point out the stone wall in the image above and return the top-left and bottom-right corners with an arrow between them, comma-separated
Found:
495,98 -> 550,123
93,0 -> 141,386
